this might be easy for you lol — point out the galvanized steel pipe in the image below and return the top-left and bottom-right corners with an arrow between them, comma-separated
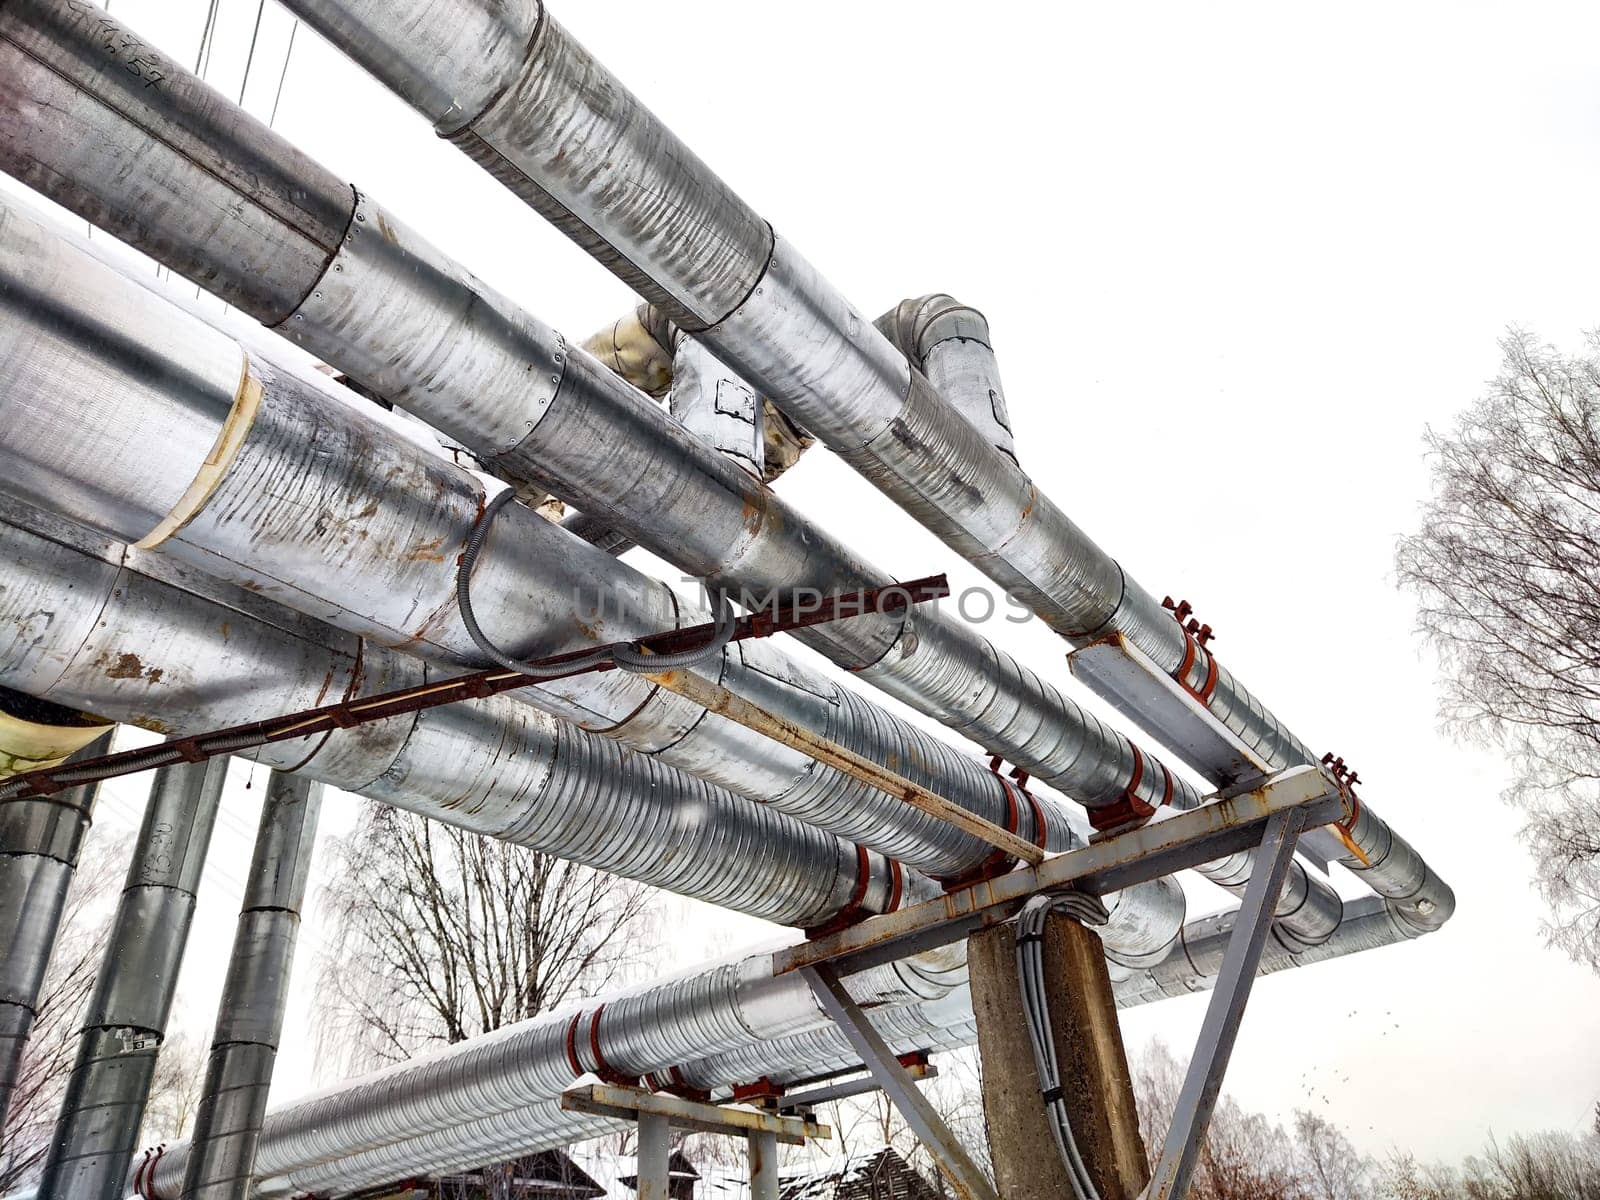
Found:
0,191 -> 1072,885
35,757 -> 228,1200
0,0 -> 1340,941
0,0 -> 1194,840
0,496 -> 896,931
133,884 -> 1411,1200
137,947 -> 973,1198
0,718 -> 112,1128
0,0 -> 1345,944
261,0 -> 1449,934
179,773 -> 321,1200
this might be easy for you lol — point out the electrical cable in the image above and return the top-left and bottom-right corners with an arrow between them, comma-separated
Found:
456,488 -> 734,679
268,20 -> 299,128
1016,891 -> 1112,1200
236,0 -> 267,106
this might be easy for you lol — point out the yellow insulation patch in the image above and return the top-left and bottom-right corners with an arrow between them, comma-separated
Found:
0,709 -> 112,780
135,351 -> 263,551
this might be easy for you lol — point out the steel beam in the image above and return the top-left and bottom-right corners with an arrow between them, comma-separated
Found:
560,1082 -> 827,1145
803,965 -> 997,1200
1069,634 -> 1272,792
1069,634 -> 1339,870
776,767 -> 1342,979
779,1060 -> 938,1112
1142,806 -> 1308,1200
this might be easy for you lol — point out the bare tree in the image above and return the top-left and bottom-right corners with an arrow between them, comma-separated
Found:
1396,328 -> 1600,969
1381,1152 -> 1463,1200
1296,1110 -> 1372,1200
1460,1132 -> 1600,1200
0,838 -> 120,1192
1133,1040 -> 1315,1200
139,1031 -> 207,1147
314,803 -> 658,1198
798,1048 -> 990,1193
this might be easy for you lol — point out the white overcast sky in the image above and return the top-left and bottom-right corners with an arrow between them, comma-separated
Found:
14,0 -> 1600,1165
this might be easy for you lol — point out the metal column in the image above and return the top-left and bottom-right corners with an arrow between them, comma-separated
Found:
635,1112 -> 671,1200
802,965 -> 997,1200
1143,807 -> 1308,1200
181,772 -> 322,1200
35,756 -> 229,1200
747,1130 -> 778,1200
0,731 -> 112,1127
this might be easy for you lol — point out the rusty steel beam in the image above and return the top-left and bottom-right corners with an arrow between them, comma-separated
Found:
640,667 -> 1045,865
559,1082 -> 828,1145
773,766 -> 1344,980
0,576 -> 948,803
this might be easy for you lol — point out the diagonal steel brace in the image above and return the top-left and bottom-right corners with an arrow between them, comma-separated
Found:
803,964 -> 998,1200
1142,805 -> 1308,1200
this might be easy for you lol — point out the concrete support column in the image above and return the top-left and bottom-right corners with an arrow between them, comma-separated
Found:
36,756 -> 229,1200
969,915 -> 1148,1200
181,772 -> 321,1200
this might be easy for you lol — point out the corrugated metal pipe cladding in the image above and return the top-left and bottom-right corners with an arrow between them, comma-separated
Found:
264,0 -> 1452,937
178,772 -> 322,1200
0,0 -> 1200,860
0,496 -> 893,933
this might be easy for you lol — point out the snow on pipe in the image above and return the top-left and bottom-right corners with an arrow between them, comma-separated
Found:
265,0 -> 1450,937
0,190 -> 1082,888
0,495 -> 899,932
35,756 -> 228,1200
0,0 -> 1200,845
130,893 -> 1417,1200
178,772 -> 322,1200
0,721 -> 112,1129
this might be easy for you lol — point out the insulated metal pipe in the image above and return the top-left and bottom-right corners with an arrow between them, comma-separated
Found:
0,715 -> 112,1128
0,0 -> 1339,946
0,190 -> 1075,885
0,0 -> 1195,839
1109,892 -> 1419,1006
35,756 -> 228,1200
0,495 -> 896,932
180,773 -> 321,1200
0,517 -> 1195,1194
137,946 -> 977,1198
132,890 -> 1414,1200
0,494 -> 1178,961
260,0 -> 1449,934
876,295 -> 1018,466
